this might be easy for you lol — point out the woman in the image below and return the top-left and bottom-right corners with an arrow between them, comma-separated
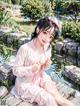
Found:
11,17 -> 75,106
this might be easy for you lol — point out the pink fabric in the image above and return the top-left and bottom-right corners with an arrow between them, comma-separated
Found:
11,40 -> 56,106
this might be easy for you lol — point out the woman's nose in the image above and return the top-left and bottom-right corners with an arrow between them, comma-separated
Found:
46,36 -> 51,42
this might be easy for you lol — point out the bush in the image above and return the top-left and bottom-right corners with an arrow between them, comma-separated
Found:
62,21 -> 80,42
21,0 -> 53,21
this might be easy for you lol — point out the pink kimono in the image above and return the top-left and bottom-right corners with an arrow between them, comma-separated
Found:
11,40 -> 56,106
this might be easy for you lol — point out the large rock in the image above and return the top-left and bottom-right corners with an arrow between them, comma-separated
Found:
54,38 -> 80,67
68,42 -> 78,56
63,41 -> 79,57
55,38 -> 79,57
0,63 -> 15,86
63,65 -> 80,84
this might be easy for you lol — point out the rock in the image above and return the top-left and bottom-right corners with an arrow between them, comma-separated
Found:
10,31 -> 27,39
54,38 -> 80,65
0,63 -> 15,86
63,41 -> 79,56
63,65 -> 80,84
56,82 -> 75,99
63,38 -> 74,43
55,41 -> 64,54
56,54 -> 64,63
0,26 -> 12,33
0,86 -> 8,97
65,56 -> 77,65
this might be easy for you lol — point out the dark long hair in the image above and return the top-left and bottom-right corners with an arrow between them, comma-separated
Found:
31,17 -> 60,40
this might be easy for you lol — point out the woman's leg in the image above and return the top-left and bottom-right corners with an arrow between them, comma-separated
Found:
18,84 -> 58,106
40,73 -> 75,106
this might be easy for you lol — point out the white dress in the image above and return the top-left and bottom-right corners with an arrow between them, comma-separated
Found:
11,40 -> 56,106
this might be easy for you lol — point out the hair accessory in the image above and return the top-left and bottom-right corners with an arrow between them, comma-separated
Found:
48,16 -> 62,31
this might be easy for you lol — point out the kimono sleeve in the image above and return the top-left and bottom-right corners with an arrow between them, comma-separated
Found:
13,44 -> 33,77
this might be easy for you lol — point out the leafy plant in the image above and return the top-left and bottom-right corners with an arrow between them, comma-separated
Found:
64,0 -> 80,22
62,20 -> 80,42
0,42 -> 15,64
0,10 -> 11,25
21,0 -> 53,21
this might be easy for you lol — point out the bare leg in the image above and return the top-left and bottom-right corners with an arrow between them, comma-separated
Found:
42,80 -> 75,106
18,84 -> 58,106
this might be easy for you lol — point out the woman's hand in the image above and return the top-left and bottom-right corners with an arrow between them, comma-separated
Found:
40,59 -> 52,73
43,58 -> 52,70
32,62 -> 41,73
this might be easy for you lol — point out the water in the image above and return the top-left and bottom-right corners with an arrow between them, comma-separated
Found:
45,64 -> 72,87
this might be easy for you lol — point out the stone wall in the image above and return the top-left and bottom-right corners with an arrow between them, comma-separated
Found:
0,26 -> 31,50
54,38 -> 80,67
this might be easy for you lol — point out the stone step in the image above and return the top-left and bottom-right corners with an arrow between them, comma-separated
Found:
56,82 -> 75,99
3,93 -> 22,106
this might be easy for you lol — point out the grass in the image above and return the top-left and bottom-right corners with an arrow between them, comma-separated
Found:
18,21 -> 36,35
12,17 -> 36,36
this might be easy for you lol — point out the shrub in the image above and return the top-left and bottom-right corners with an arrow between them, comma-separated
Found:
21,0 -> 53,21
62,21 -> 80,42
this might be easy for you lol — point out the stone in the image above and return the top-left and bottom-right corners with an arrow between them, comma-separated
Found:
55,41 -> 64,54
56,54 -> 64,63
0,63 -> 15,86
10,31 -> 27,39
0,26 -> 12,33
63,38 -> 74,43
3,93 -> 22,106
56,82 -> 75,99
54,38 -> 80,64
63,65 -> 80,84
0,86 -> 8,97
64,41 -> 79,56
65,56 -> 77,65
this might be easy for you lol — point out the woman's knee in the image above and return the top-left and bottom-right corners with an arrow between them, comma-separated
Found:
35,90 -> 58,106
47,94 -> 58,106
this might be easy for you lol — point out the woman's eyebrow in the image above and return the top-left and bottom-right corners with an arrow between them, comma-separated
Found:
44,30 -> 51,33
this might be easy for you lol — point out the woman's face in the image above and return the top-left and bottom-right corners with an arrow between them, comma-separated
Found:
37,27 -> 54,46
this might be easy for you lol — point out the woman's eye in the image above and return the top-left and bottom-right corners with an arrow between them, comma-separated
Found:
43,31 -> 47,34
